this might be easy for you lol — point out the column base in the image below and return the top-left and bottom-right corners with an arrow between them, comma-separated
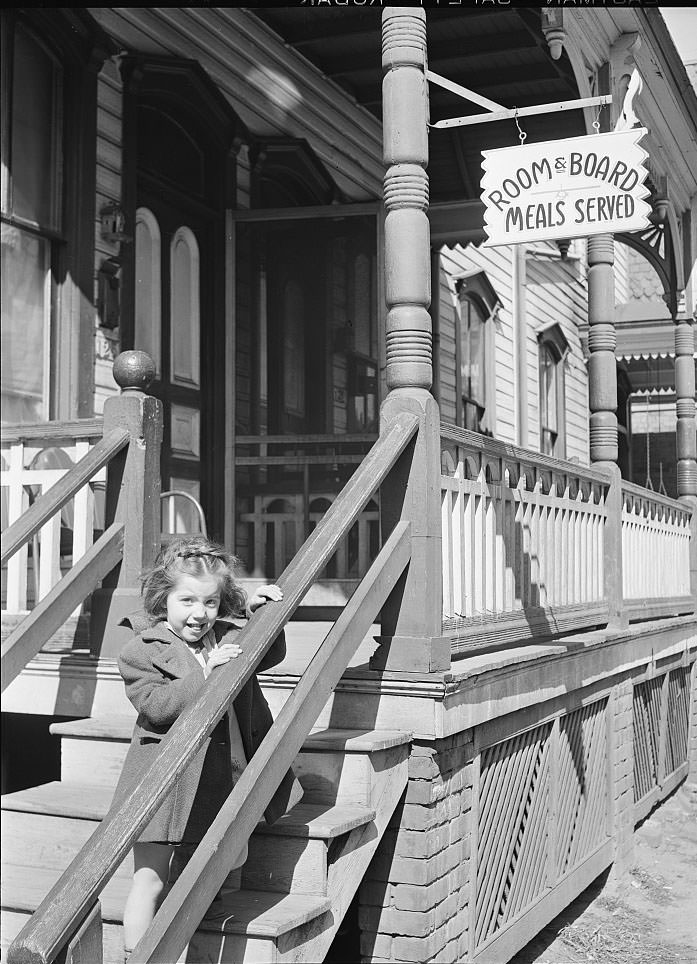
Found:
369,635 -> 451,673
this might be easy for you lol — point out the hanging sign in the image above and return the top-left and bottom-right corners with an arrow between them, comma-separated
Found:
481,129 -> 651,247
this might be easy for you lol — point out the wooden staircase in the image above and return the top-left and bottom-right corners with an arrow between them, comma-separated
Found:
1,715 -> 411,963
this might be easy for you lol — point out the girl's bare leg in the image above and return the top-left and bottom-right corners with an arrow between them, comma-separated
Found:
123,842 -> 174,953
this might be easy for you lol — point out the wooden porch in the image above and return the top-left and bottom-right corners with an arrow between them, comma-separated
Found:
2,346 -> 695,964
1,8 -> 696,964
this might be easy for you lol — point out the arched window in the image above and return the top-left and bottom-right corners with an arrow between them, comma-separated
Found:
537,323 -> 569,457
134,207 -> 162,375
170,226 -> 200,387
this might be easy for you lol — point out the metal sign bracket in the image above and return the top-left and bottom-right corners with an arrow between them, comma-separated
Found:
426,69 -> 612,130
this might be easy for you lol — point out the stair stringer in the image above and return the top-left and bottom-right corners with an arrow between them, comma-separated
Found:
187,744 -> 410,964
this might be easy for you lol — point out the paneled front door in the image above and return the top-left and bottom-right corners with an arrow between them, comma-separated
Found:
133,196 -> 213,534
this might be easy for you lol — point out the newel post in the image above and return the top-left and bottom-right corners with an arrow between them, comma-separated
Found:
674,310 -> 697,606
587,234 -> 626,627
90,351 -> 163,657
370,7 -> 450,674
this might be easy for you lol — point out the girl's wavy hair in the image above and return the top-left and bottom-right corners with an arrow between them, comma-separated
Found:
141,535 -> 247,622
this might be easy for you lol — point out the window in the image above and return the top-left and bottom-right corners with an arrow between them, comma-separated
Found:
1,21 -> 62,424
456,271 -> 501,435
537,324 -> 569,457
1,10 -> 109,425
460,295 -> 487,432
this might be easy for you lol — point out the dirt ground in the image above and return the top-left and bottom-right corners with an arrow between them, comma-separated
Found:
511,781 -> 697,964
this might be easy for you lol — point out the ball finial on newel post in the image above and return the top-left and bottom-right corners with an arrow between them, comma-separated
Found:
113,350 -> 156,393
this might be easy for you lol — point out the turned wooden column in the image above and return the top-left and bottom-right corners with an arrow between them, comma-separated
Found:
586,233 -> 625,626
675,313 -> 697,498
674,311 -> 697,604
372,8 -> 449,673
587,234 -> 618,465
382,7 -> 432,393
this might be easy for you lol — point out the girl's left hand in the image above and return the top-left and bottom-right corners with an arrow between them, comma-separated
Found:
249,584 -> 284,613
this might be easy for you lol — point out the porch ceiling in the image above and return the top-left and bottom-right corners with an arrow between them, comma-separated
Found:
253,8 -> 584,204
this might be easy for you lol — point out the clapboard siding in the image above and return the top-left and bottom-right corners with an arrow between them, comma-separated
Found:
436,256 -> 459,425
438,243 -> 518,443
87,7 -> 383,202
435,241 -> 590,461
525,245 -> 588,461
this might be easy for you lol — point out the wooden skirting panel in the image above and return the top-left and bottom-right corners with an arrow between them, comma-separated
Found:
633,664 -> 691,824
470,698 -> 611,960
472,841 -> 614,964
446,602 -> 609,654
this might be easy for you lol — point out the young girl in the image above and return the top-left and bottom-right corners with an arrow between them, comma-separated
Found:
111,535 -> 297,959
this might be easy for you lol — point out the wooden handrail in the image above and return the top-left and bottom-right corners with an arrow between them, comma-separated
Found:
7,410 -> 419,964
0,418 -> 104,443
1,427 -> 129,566
1,522 -> 125,692
621,480 -> 693,515
440,421 -> 612,488
135,520 -> 412,963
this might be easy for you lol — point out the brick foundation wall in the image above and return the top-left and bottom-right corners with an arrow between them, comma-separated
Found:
359,655 -> 694,963
359,733 -> 474,964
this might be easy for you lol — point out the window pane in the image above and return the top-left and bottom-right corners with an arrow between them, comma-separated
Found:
539,345 -> 557,433
12,25 -> 59,228
170,227 -> 200,386
1,224 -> 50,423
461,297 -> 485,407
134,208 -> 162,375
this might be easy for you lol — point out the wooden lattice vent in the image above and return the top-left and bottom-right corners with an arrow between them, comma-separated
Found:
475,699 -> 609,951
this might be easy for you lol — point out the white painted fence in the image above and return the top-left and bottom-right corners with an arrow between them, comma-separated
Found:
440,425 -> 612,647
621,482 -> 692,601
441,424 -> 694,648
1,421 -> 105,614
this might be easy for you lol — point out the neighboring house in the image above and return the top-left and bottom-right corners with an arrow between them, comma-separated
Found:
1,8 -> 696,964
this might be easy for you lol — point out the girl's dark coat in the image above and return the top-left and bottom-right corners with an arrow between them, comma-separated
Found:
111,614 -> 298,842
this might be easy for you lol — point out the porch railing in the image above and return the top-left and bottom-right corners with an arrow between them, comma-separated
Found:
1,424 -> 127,689
440,422 -> 695,652
621,481 -> 693,618
1,420 -> 106,615
1,352 -> 163,689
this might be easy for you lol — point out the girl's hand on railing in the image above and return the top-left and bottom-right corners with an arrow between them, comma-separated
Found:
204,642 -> 242,678
248,584 -> 284,613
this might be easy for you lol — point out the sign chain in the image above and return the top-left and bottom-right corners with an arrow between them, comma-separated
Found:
593,102 -> 604,134
513,108 -> 527,146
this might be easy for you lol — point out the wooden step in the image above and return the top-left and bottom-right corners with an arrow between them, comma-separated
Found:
2,729 -> 411,963
1,808 -> 133,876
51,717 -> 412,806
2,864 -> 331,964
2,782 -> 377,897
2,781 -> 376,838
